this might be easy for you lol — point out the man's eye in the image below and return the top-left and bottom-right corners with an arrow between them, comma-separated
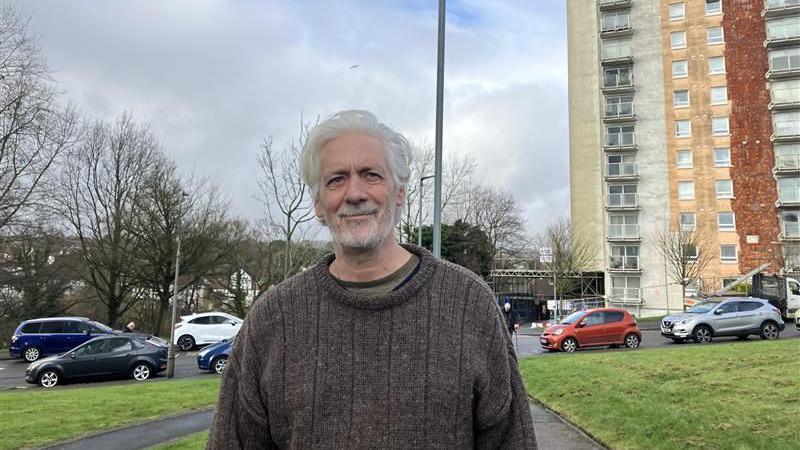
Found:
365,172 -> 383,182
327,176 -> 345,187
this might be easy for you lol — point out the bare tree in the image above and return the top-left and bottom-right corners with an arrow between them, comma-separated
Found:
458,184 -> 527,258
0,7 -> 79,232
537,217 -> 598,298
256,117 -> 318,280
653,226 -> 714,310
57,114 -> 156,327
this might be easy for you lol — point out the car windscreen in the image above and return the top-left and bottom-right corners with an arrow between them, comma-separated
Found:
686,301 -> 720,313
91,321 -> 113,332
560,311 -> 586,324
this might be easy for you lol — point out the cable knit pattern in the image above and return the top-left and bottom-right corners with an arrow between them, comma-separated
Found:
207,244 -> 536,449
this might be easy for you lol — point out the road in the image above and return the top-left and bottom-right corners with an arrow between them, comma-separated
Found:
2,327 -> 798,389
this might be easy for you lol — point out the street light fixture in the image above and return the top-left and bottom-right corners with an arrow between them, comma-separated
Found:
167,192 -> 188,378
418,175 -> 435,247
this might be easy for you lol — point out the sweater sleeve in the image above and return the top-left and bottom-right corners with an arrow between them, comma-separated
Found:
474,303 -> 537,449
206,307 -> 277,449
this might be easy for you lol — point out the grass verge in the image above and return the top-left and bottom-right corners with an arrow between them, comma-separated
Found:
150,431 -> 209,450
519,339 -> 800,450
0,378 -> 220,450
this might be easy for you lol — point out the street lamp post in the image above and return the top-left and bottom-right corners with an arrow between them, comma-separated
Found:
167,193 -> 187,378
418,175 -> 435,247
432,0 -> 446,258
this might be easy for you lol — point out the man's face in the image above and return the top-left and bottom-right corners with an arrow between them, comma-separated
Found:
315,132 -> 404,250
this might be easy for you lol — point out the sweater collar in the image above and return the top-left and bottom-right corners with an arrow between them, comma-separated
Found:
314,244 -> 437,310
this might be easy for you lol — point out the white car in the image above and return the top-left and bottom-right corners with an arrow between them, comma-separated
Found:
173,312 -> 242,351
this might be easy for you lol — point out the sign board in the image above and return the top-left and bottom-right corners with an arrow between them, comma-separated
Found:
746,235 -> 759,244
539,247 -> 553,263
547,300 -> 557,310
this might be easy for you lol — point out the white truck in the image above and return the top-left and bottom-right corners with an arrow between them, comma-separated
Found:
752,273 -> 800,321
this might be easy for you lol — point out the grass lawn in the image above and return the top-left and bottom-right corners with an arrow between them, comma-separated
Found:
151,431 -> 209,449
520,339 -> 800,450
0,378 -> 220,450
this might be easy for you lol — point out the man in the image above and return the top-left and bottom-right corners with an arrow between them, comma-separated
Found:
502,302 -> 518,336
207,110 -> 536,449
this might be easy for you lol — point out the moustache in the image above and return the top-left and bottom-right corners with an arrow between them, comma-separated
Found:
337,204 -> 379,218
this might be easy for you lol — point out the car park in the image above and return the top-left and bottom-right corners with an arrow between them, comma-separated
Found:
25,334 -> 168,388
173,312 -> 242,351
197,337 -> 234,374
660,297 -> 784,344
539,308 -> 642,353
9,317 -> 115,362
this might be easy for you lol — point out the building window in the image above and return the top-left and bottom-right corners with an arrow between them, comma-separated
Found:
606,125 -> 635,146
709,56 -> 726,74
776,144 -> 800,170
712,116 -> 729,136
714,147 -> 731,167
779,177 -> 800,203
769,48 -> 800,72
774,111 -> 800,137
684,279 -> 700,297
605,95 -> 634,118
707,27 -> 724,45
705,0 -> 722,15
603,67 -> 633,89
608,184 -> 638,207
771,79 -> 800,105
782,211 -> 800,237
602,11 -> 631,32
674,90 -> 690,107
669,2 -> 686,20
718,212 -> 735,231
767,16 -> 800,41
611,276 -> 641,302
607,154 -> 637,177
671,31 -> 687,49
720,245 -> 738,263
672,60 -> 689,78
679,181 -> 695,200
684,244 -> 698,261
675,119 -> 691,137
710,86 -> 728,104
677,150 -> 693,168
680,212 -> 696,231
603,40 -> 632,60
716,179 -> 733,198
610,244 -> 640,270
608,214 -> 639,239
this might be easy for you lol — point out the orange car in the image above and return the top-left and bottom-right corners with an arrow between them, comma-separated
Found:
539,308 -> 642,353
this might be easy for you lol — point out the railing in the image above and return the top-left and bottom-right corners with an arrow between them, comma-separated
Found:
607,192 -> 638,207
778,189 -> 800,204
599,0 -> 633,11
606,162 -> 637,177
608,224 -> 639,239
784,221 -> 800,238
604,102 -> 634,118
605,132 -> 636,147
776,153 -> 800,171
765,0 -> 800,10
609,256 -> 640,271
609,287 -> 642,303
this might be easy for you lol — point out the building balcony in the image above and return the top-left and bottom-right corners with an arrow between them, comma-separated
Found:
603,133 -> 637,151
762,0 -> 800,18
765,35 -> 800,49
608,257 -> 642,273
600,26 -> 634,39
606,193 -> 639,210
777,197 -> 800,208
608,288 -> 643,305
603,105 -> 637,123
607,224 -> 641,241
775,155 -> 800,174
605,162 -> 639,181
599,0 -> 633,11
766,67 -> 800,80
772,132 -> 800,143
601,55 -> 634,67
602,83 -> 635,94
769,99 -> 800,111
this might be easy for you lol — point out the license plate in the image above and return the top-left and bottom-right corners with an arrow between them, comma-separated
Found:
539,338 -> 547,344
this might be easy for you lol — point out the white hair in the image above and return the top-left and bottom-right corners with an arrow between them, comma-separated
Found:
301,110 -> 412,200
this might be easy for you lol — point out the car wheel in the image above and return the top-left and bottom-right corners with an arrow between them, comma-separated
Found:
560,337 -> 578,353
24,347 -> 41,362
38,370 -> 59,388
760,322 -> 780,341
693,325 -> 713,344
624,333 -> 640,349
177,335 -> 195,352
212,356 -> 228,375
131,363 -> 152,381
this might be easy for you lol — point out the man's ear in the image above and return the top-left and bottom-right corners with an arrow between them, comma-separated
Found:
313,198 -> 326,224
396,185 -> 405,206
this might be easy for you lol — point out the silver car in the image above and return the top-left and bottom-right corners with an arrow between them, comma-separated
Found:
661,297 -> 785,343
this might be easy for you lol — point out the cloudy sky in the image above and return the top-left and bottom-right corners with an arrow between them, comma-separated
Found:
15,0 -> 569,236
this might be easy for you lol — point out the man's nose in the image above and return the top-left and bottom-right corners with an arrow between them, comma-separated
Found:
344,176 -> 369,203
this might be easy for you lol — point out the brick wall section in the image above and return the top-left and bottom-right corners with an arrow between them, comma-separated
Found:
723,2 -> 782,274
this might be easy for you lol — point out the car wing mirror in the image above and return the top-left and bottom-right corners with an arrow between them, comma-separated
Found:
83,330 -> 91,336
70,352 -> 77,358
714,309 -> 724,315
576,322 -> 585,328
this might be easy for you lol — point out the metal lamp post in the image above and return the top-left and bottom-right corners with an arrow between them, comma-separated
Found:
418,175 -> 435,246
166,193 -> 188,378
432,0 -> 446,258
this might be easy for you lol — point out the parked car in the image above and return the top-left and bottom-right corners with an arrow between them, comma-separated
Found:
9,317 -> 115,362
197,337 -> 234,374
539,308 -> 642,353
25,334 -> 168,388
173,312 -> 242,351
660,297 -> 785,344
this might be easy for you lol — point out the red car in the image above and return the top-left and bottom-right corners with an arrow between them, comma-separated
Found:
539,308 -> 642,353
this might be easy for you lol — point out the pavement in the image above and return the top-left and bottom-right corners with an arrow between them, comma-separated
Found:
36,401 -> 605,449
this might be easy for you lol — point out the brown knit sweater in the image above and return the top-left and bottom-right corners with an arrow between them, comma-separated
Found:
207,244 -> 536,449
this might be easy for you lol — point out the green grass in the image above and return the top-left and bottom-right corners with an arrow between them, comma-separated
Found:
150,431 -> 209,450
520,339 -> 800,450
0,378 -> 220,450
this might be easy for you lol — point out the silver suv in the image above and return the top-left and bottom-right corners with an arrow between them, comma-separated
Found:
661,297 -> 785,343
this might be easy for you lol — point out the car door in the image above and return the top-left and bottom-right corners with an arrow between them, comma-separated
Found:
101,337 -> 135,376
61,339 -> 107,378
602,311 -> 626,344
710,302 -> 739,335
218,317 -> 240,340
189,316 -> 212,344
575,312 -> 606,346
735,301 -> 763,333
208,315 -> 227,342
38,321 -> 69,354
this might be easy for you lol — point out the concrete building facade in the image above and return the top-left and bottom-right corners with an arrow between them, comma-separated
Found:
568,0 -> 800,316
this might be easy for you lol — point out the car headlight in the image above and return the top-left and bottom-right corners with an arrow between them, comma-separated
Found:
678,320 -> 689,325
554,329 -> 564,335
11,336 -> 17,343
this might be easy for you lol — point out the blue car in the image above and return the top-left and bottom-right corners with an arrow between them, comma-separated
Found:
10,317 -> 115,362
197,337 -> 234,374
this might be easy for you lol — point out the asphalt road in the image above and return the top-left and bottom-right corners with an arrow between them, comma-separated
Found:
3,327 -> 798,389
